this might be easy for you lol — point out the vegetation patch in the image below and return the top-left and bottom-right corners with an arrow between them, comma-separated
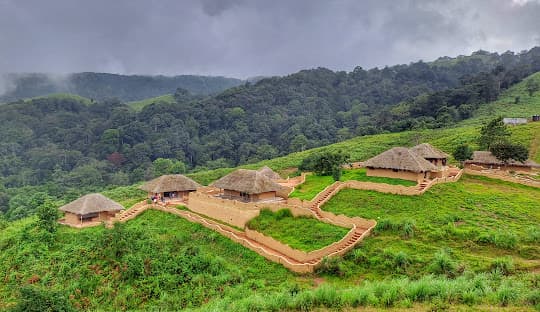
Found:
289,168 -> 416,201
341,168 -> 417,186
321,174 -> 540,278
0,210 -> 295,311
246,209 -> 349,252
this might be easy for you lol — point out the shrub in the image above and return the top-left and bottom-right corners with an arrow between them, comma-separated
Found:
274,208 -> 293,220
490,257 -> 514,275
292,291 -> 315,311
526,290 -> 540,306
525,226 -> 540,243
317,257 -> 344,276
401,220 -> 415,238
428,250 -> 457,277
374,219 -> 394,233
314,285 -> 342,308
347,248 -> 366,264
393,251 -> 410,270
380,283 -> 401,307
493,232 -> 518,249
496,285 -> 518,306
11,286 -> 75,312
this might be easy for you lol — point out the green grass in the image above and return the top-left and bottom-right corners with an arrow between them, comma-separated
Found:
0,210 -> 297,311
341,168 -> 417,186
289,169 -> 417,201
247,209 -> 349,252
321,174 -> 540,279
127,94 -> 175,111
288,174 -> 335,200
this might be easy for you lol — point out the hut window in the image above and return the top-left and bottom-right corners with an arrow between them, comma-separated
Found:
392,169 -> 398,172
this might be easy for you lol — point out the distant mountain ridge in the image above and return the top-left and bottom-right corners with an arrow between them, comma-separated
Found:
0,72 -> 244,102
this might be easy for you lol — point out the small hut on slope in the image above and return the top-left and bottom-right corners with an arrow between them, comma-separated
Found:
410,143 -> 449,168
257,166 -> 281,180
140,174 -> 201,201
211,169 -> 284,202
464,151 -> 540,172
59,193 -> 123,226
364,147 -> 438,183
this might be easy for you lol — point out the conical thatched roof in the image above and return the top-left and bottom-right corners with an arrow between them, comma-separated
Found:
211,169 -> 284,194
365,147 -> 438,173
465,151 -> 540,167
140,174 -> 201,193
59,193 -> 124,215
257,166 -> 281,180
410,143 -> 449,159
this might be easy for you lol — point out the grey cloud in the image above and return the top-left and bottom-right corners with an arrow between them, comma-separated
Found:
0,0 -> 539,78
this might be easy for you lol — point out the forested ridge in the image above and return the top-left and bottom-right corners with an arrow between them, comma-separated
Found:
1,48 -> 540,220
0,72 -> 244,102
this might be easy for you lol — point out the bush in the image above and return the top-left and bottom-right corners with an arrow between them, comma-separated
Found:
274,208 -> 293,220
317,257 -> 344,276
428,250 -> 457,277
496,285 -> 518,306
393,251 -> 411,270
525,226 -> 540,243
314,285 -> 342,308
490,257 -> 514,275
11,286 -> 75,312
401,220 -> 415,238
493,232 -> 518,250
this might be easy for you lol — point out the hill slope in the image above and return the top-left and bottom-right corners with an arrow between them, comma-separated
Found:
0,72 -> 244,102
0,174 -> 539,311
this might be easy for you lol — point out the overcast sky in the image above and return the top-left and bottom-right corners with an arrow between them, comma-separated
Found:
1,0 -> 539,78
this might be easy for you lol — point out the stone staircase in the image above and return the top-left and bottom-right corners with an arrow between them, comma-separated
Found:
113,201 -> 151,223
417,179 -> 430,191
309,182 -> 342,219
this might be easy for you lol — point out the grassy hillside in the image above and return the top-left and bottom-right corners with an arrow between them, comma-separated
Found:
322,175 -> 540,279
127,94 -> 175,111
187,121 -> 540,185
464,71 -> 540,125
1,174 -> 539,311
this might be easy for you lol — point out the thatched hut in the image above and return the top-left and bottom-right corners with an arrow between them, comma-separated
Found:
464,151 -> 540,172
140,174 -> 201,201
211,169 -> 284,202
257,166 -> 281,180
410,143 -> 449,168
364,147 -> 438,183
59,193 -> 123,226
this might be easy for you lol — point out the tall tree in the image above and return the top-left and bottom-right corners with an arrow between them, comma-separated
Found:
478,117 -> 510,150
526,78 -> 540,96
489,141 -> 529,164
452,144 -> 473,163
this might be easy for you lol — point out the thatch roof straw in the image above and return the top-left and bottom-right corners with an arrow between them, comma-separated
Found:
365,147 -> 438,172
211,169 -> 284,194
257,166 -> 281,180
465,151 -> 540,167
59,193 -> 124,215
140,174 -> 201,193
410,143 -> 449,159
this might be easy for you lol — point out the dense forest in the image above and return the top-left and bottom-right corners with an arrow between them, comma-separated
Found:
1,47 -> 540,220
0,72 -> 244,102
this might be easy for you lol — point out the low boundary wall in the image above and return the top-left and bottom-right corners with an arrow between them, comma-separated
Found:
245,227 -> 357,263
464,169 -> 540,188
188,192 -> 315,228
